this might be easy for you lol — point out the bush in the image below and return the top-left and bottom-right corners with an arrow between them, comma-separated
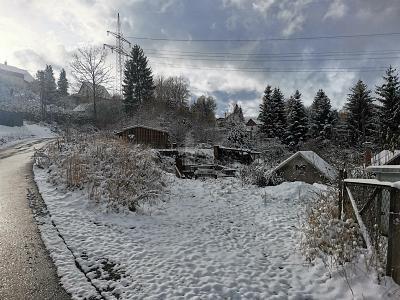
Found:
35,133 -> 165,212
300,188 -> 364,271
239,161 -> 284,187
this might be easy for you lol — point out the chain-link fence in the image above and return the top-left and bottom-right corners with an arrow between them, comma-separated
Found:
341,179 -> 400,282
342,181 -> 396,281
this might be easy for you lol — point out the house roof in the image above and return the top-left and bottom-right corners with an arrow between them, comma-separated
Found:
245,118 -> 261,126
77,82 -> 111,99
115,125 -> 169,135
0,63 -> 34,82
371,150 -> 400,166
274,150 -> 338,181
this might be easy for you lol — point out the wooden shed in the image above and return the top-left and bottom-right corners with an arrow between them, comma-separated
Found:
272,151 -> 337,184
115,125 -> 169,149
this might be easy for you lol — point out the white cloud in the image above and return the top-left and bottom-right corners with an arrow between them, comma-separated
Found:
252,0 -> 276,15
277,0 -> 313,36
323,0 -> 347,20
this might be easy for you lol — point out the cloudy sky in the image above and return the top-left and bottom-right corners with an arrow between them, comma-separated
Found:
1,0 -> 400,116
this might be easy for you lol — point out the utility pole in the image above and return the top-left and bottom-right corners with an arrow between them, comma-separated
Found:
104,13 -> 131,95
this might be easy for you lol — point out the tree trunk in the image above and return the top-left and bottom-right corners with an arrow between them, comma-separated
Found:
92,81 -> 97,124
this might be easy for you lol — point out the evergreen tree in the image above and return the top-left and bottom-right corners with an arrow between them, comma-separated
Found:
226,121 -> 251,149
258,85 -> 272,133
44,65 -> 57,104
376,66 -> 400,148
345,80 -> 375,144
309,89 -> 334,139
123,44 -> 154,114
35,70 -> 46,120
258,87 -> 286,140
284,90 -> 308,149
57,68 -> 69,97
35,65 -> 56,120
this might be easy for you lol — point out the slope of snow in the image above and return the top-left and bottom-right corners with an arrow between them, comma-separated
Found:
0,122 -> 55,148
33,169 -> 398,300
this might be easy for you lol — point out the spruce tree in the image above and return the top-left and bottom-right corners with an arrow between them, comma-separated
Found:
57,68 -> 69,97
345,80 -> 375,144
285,90 -> 308,149
309,89 -> 334,139
376,66 -> 400,148
44,65 -> 57,104
258,85 -> 272,133
123,44 -> 154,114
258,87 -> 286,140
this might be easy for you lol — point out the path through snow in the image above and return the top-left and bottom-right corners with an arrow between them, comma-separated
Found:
33,170 -> 398,299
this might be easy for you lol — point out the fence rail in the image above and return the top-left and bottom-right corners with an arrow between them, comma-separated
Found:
340,177 -> 400,284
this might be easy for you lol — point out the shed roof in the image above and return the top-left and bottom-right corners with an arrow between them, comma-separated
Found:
274,150 -> 338,181
116,125 -> 169,135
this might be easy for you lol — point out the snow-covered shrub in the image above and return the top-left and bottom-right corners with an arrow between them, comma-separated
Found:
225,121 -> 252,149
36,134 -> 165,212
300,188 -> 364,271
239,161 -> 284,187
239,162 -> 268,187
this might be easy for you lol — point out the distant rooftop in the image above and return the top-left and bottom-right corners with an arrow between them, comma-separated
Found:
0,62 -> 34,83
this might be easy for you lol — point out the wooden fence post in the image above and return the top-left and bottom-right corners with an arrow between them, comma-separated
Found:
338,169 -> 347,220
387,188 -> 400,283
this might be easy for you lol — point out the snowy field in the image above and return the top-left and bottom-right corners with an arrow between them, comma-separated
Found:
33,169 -> 398,300
0,122 -> 55,149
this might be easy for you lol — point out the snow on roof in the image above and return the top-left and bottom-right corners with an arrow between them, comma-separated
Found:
0,63 -> 34,82
116,125 -> 169,134
371,150 -> 400,166
73,103 -> 92,112
245,118 -> 261,126
274,150 -> 338,181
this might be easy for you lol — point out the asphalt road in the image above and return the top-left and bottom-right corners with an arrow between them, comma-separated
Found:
0,140 -> 70,300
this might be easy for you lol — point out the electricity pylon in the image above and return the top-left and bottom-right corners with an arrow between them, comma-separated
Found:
104,13 -> 131,95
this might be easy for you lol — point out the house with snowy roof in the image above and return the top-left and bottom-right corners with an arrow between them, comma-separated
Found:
272,151 -> 338,184
0,62 -> 34,88
73,82 -> 111,103
371,150 -> 400,166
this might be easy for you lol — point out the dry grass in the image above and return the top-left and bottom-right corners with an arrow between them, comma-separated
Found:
300,188 -> 364,271
35,132 -> 165,212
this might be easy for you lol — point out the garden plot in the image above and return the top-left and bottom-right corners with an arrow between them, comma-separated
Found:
33,169 -> 398,300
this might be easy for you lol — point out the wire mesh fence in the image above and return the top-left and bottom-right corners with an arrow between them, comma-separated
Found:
343,182 -> 390,279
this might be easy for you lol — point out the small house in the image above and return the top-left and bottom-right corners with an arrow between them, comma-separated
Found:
0,62 -> 34,89
371,150 -> 400,166
74,82 -> 111,103
115,125 -> 169,149
272,151 -> 337,184
245,118 -> 261,136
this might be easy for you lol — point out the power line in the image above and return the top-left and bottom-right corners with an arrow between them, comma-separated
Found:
143,48 -> 400,58
127,32 -> 400,43
147,54 -> 400,63
151,62 -> 389,73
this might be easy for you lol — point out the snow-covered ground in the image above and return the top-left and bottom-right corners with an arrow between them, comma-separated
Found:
33,169 -> 399,300
0,122 -> 55,149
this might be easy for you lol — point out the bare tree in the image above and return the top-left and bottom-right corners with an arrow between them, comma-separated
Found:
154,75 -> 190,110
70,46 -> 112,122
